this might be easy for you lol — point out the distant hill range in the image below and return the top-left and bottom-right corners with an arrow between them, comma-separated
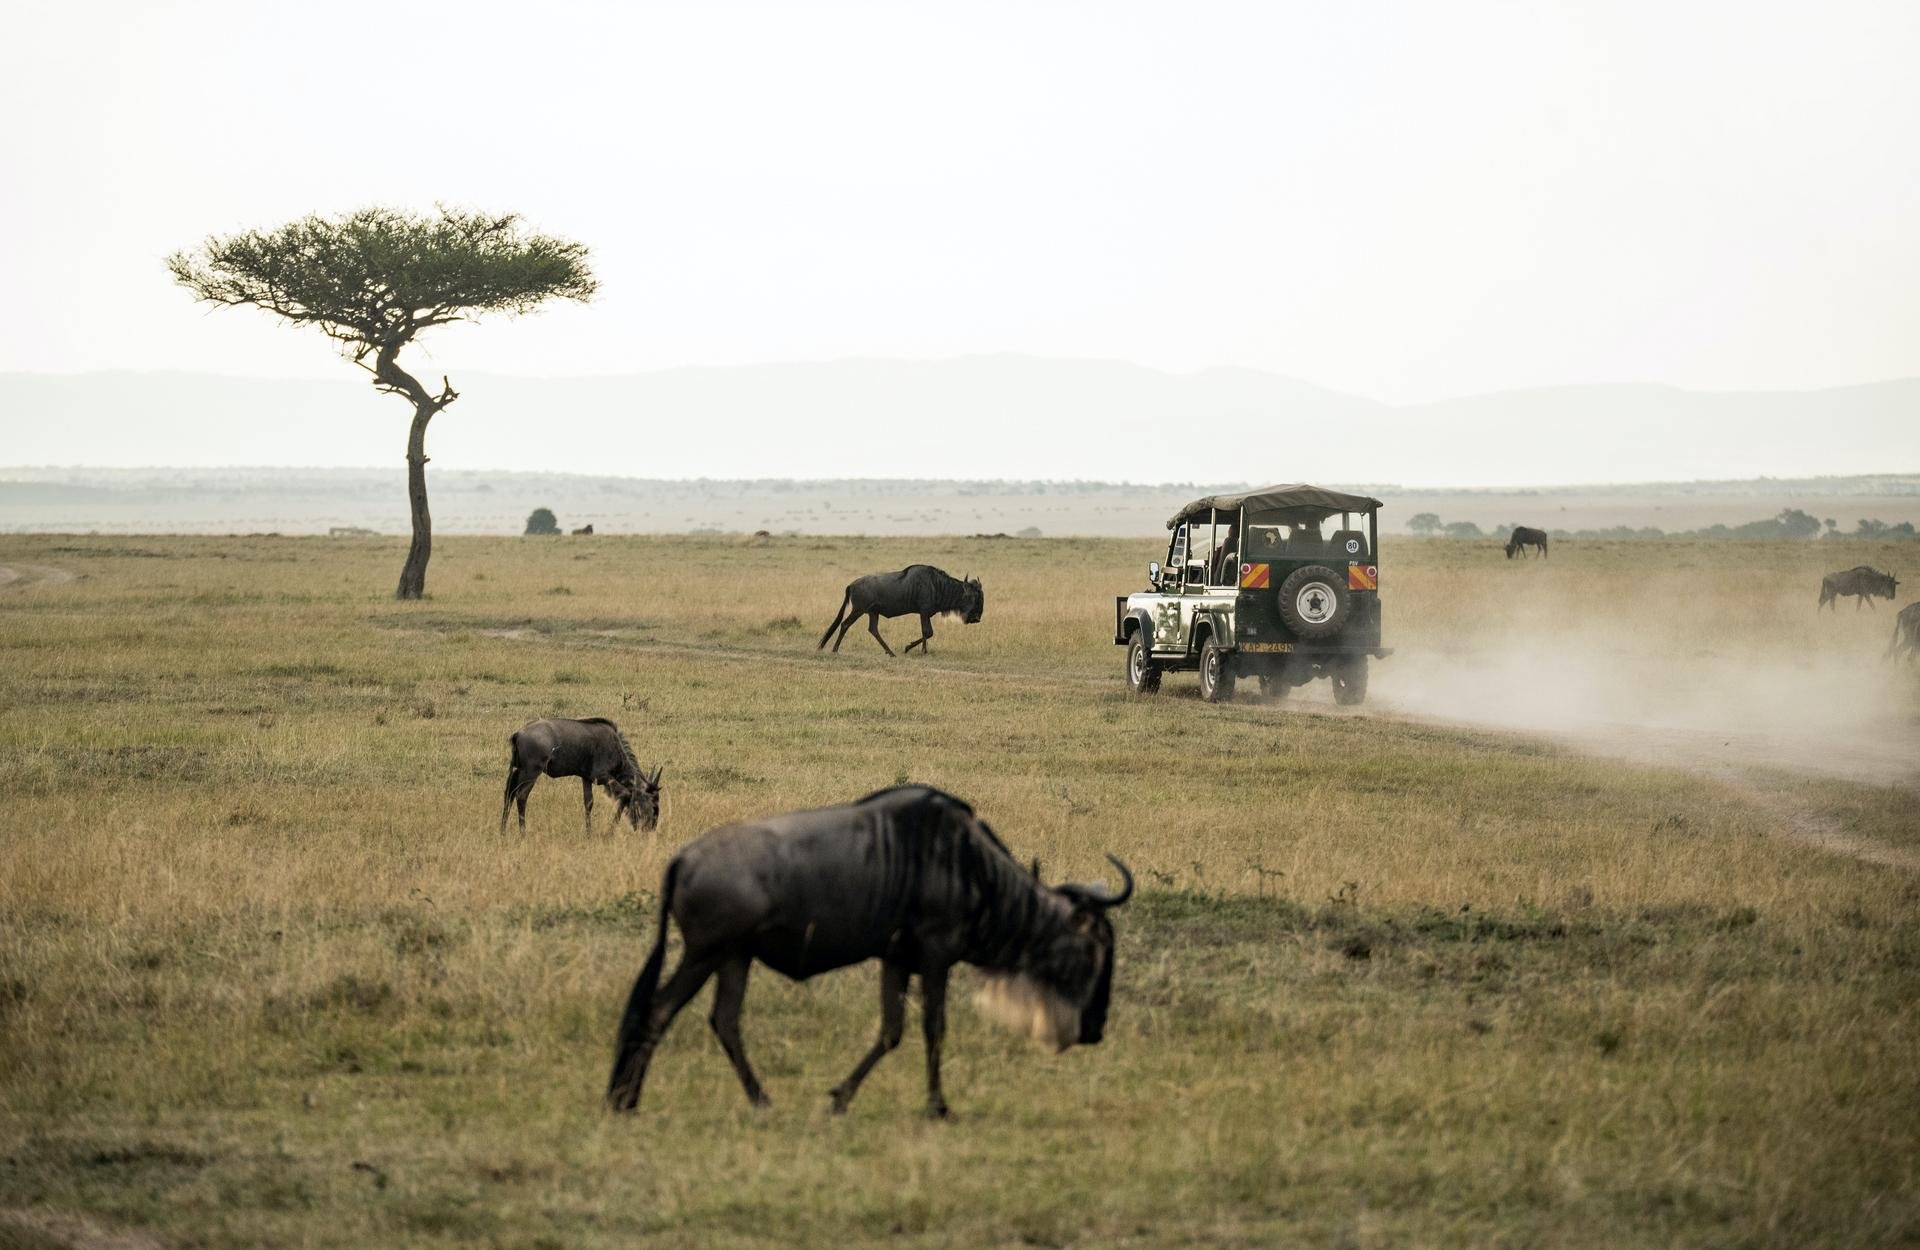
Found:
2,357 -> 1916,486
3,466 -> 1916,538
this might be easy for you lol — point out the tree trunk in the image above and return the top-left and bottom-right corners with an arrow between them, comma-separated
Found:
371,343 -> 457,601
396,404 -> 434,599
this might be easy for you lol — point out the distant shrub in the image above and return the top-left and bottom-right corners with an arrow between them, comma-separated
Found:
1441,520 -> 1484,539
524,508 -> 560,536
1017,526 -> 1042,538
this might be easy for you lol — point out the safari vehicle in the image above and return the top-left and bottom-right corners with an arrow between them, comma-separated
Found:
1113,484 -> 1388,704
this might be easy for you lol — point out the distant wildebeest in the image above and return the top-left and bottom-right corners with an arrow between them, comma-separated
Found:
817,564 -> 984,656
1505,526 -> 1549,559
500,717 -> 662,834
571,524 -> 594,535
1886,602 -> 1920,662
605,784 -> 1132,1118
1819,565 -> 1897,611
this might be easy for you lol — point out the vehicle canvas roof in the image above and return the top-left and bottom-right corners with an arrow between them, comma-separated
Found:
1167,484 -> 1384,529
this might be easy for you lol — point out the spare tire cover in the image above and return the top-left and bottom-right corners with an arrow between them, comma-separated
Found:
1277,564 -> 1350,639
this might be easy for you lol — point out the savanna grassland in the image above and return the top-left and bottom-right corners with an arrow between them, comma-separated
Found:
1,531 -> 1916,1249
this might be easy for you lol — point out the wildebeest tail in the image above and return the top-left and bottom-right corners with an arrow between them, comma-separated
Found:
817,588 -> 852,649
605,858 -> 680,1108
1888,615 -> 1906,660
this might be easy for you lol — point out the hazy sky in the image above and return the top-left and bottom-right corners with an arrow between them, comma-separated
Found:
2,0 -> 1916,407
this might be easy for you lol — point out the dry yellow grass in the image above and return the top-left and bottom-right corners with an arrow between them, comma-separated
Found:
0,532 -> 1915,1248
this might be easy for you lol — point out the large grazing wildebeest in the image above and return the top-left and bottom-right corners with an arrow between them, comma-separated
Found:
604,784 -> 1132,1118
1886,602 -> 1920,662
1505,526 -> 1549,559
500,717 -> 662,834
1819,565 -> 1898,611
817,564 -> 983,656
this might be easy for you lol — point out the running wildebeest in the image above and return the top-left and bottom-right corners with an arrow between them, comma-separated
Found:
1505,526 -> 1549,559
500,717 -> 662,834
1819,565 -> 1897,611
817,564 -> 984,656
604,784 -> 1132,1118
1886,602 -> 1920,662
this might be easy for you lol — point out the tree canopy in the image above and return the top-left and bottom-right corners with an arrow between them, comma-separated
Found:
169,206 -> 596,599
167,206 -> 596,361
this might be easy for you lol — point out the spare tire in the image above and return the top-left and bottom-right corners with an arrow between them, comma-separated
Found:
1277,565 -> 1351,639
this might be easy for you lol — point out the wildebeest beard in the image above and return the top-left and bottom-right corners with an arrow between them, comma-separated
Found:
972,910 -> 1114,1051
974,972 -> 1081,1051
955,580 -> 984,624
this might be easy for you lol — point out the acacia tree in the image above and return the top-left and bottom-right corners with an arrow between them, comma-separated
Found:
169,207 -> 596,599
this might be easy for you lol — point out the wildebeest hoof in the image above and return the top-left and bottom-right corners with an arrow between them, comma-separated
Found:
828,1088 -> 853,1115
925,1102 -> 950,1120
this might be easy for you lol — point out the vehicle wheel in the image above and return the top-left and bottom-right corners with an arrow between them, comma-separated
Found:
1277,565 -> 1351,639
1125,632 -> 1161,694
1331,655 -> 1369,706
1198,637 -> 1236,703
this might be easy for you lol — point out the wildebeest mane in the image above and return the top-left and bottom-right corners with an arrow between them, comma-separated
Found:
578,716 -> 638,773
852,784 -> 1048,965
854,781 -> 973,813
911,565 -> 973,614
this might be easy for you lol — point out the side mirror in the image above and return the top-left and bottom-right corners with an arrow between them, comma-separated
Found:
1147,561 -> 1161,585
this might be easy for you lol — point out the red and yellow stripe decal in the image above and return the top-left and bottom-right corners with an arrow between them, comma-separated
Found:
1239,562 -> 1270,589
1348,563 -> 1378,591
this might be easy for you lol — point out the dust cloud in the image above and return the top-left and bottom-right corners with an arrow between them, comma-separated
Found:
1368,583 -> 1920,791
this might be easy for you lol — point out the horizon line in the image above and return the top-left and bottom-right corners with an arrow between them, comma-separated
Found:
4,354 -> 1918,409
4,465 -> 1917,495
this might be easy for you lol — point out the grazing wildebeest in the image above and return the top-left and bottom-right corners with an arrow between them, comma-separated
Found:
1505,526 -> 1549,559
817,564 -> 983,656
1819,565 -> 1897,611
604,784 -> 1132,1118
500,717 -> 662,834
1886,602 -> 1920,662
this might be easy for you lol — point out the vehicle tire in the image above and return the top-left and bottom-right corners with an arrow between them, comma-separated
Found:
1277,565 -> 1351,640
1331,655 -> 1369,706
1125,631 -> 1161,694
1198,636 -> 1236,703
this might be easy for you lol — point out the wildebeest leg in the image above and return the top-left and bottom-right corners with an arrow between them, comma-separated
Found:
512,776 -> 539,833
829,961 -> 908,1114
817,589 -> 852,650
903,613 -> 933,655
500,762 -> 522,834
867,612 -> 896,657
832,611 -> 860,653
581,777 -> 595,834
920,962 -> 950,1118
607,951 -> 720,1110
709,955 -> 770,1108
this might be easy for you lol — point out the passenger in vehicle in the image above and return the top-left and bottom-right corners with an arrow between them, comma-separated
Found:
1212,523 -> 1240,585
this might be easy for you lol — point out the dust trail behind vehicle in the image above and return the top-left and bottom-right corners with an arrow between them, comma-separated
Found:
1367,542 -> 1920,790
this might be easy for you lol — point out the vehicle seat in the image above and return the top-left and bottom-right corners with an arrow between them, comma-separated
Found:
1328,529 -> 1368,559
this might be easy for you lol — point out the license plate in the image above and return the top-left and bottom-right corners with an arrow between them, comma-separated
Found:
1240,642 -> 1294,653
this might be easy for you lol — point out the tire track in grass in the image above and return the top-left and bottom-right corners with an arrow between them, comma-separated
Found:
0,563 -> 77,590
416,619 -> 1920,870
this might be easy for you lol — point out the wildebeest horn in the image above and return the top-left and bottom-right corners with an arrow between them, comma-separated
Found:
1059,854 -> 1134,908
